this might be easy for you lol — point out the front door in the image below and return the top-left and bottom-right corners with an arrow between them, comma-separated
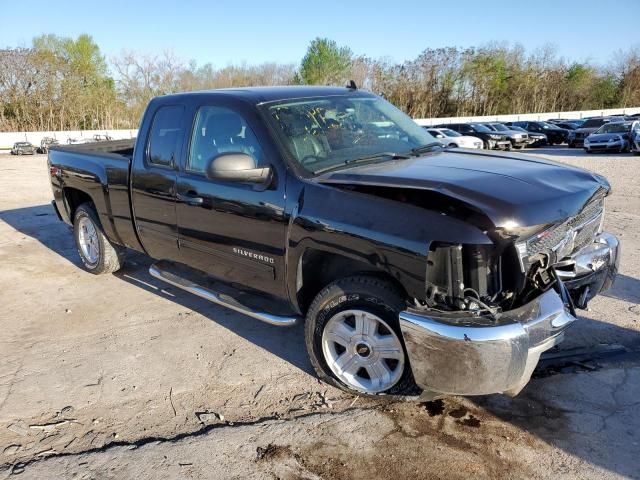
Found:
176,104 -> 287,298
131,105 -> 185,261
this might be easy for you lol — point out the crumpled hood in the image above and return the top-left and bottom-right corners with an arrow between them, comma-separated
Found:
317,149 -> 609,227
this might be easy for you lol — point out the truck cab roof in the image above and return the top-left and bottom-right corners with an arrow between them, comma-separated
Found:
157,85 -> 370,105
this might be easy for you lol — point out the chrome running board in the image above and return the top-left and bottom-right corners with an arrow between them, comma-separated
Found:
149,262 -> 299,327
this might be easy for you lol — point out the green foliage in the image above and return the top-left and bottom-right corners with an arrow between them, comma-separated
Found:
1,36 -> 639,131
298,38 -> 352,86
33,33 -> 108,85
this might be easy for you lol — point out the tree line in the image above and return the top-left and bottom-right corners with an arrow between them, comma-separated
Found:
1,35 -> 639,132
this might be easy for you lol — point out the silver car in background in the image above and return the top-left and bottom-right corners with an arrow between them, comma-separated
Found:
584,121 -> 633,153
10,142 -> 36,155
426,127 -> 483,149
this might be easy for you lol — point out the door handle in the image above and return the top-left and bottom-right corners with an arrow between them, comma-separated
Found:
177,192 -> 204,206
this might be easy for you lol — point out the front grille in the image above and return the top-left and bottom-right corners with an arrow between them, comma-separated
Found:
525,196 -> 604,262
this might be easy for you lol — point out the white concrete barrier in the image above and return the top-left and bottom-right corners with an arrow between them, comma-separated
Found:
2,105 -> 639,151
0,129 -> 138,151
415,107 -> 640,126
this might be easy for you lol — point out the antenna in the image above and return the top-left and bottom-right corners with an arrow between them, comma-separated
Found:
346,80 -> 357,90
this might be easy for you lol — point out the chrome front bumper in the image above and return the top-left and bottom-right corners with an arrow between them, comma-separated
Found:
399,232 -> 620,398
557,232 -> 620,307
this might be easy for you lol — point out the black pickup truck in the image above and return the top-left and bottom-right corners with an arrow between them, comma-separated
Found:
48,86 -> 620,399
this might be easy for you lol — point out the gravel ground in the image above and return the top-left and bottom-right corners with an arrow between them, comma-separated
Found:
0,147 -> 639,479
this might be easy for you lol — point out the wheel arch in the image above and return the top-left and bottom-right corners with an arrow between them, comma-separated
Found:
62,187 -> 94,222
294,248 -> 410,315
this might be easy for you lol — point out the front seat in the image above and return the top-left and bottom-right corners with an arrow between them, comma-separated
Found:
191,112 -> 255,172
209,112 -> 254,157
286,113 -> 327,161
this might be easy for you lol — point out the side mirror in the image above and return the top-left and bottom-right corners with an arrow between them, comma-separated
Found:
205,153 -> 272,184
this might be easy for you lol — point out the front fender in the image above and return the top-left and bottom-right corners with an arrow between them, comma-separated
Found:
285,181 -> 492,307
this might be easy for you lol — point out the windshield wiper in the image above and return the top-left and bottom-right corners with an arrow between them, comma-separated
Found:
345,151 -> 411,164
314,152 -> 410,174
409,142 -> 445,156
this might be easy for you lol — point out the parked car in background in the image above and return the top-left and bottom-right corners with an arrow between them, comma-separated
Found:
481,123 -> 529,149
584,121 -> 634,153
93,134 -> 113,142
37,137 -> 60,154
67,138 -> 94,145
434,123 -> 511,150
425,128 -> 483,149
631,120 -> 640,155
509,125 -> 548,147
568,117 -> 627,148
549,120 -> 584,130
506,121 -> 569,145
10,142 -> 36,155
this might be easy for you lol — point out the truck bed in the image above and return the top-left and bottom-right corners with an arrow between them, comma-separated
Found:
52,139 -> 135,160
48,139 -> 141,251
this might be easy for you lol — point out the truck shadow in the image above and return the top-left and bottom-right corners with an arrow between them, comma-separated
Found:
602,273 -> 640,303
0,203 -> 313,374
2,203 -> 640,478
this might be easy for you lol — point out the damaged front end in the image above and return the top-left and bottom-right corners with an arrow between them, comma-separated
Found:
399,193 -> 620,398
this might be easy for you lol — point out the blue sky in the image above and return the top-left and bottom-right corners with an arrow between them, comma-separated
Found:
2,0 -> 638,67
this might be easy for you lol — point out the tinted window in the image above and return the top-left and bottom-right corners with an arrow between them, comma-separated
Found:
147,106 -> 185,167
469,123 -> 492,133
188,106 -> 264,173
596,122 -> 632,134
582,118 -> 607,128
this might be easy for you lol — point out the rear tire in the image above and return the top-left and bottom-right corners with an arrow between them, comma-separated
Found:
73,203 -> 125,274
305,276 -> 419,397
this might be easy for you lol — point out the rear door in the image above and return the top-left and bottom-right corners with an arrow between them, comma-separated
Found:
131,105 -> 185,261
175,102 -> 288,298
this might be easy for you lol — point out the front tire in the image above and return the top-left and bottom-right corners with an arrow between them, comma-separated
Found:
305,276 -> 418,397
73,203 -> 125,274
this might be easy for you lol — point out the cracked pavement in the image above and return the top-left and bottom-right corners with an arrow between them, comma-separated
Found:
0,148 -> 639,479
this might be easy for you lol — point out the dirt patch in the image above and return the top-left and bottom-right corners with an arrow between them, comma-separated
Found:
422,399 -> 445,416
448,406 -> 468,418
458,415 -> 481,428
255,443 -> 293,462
